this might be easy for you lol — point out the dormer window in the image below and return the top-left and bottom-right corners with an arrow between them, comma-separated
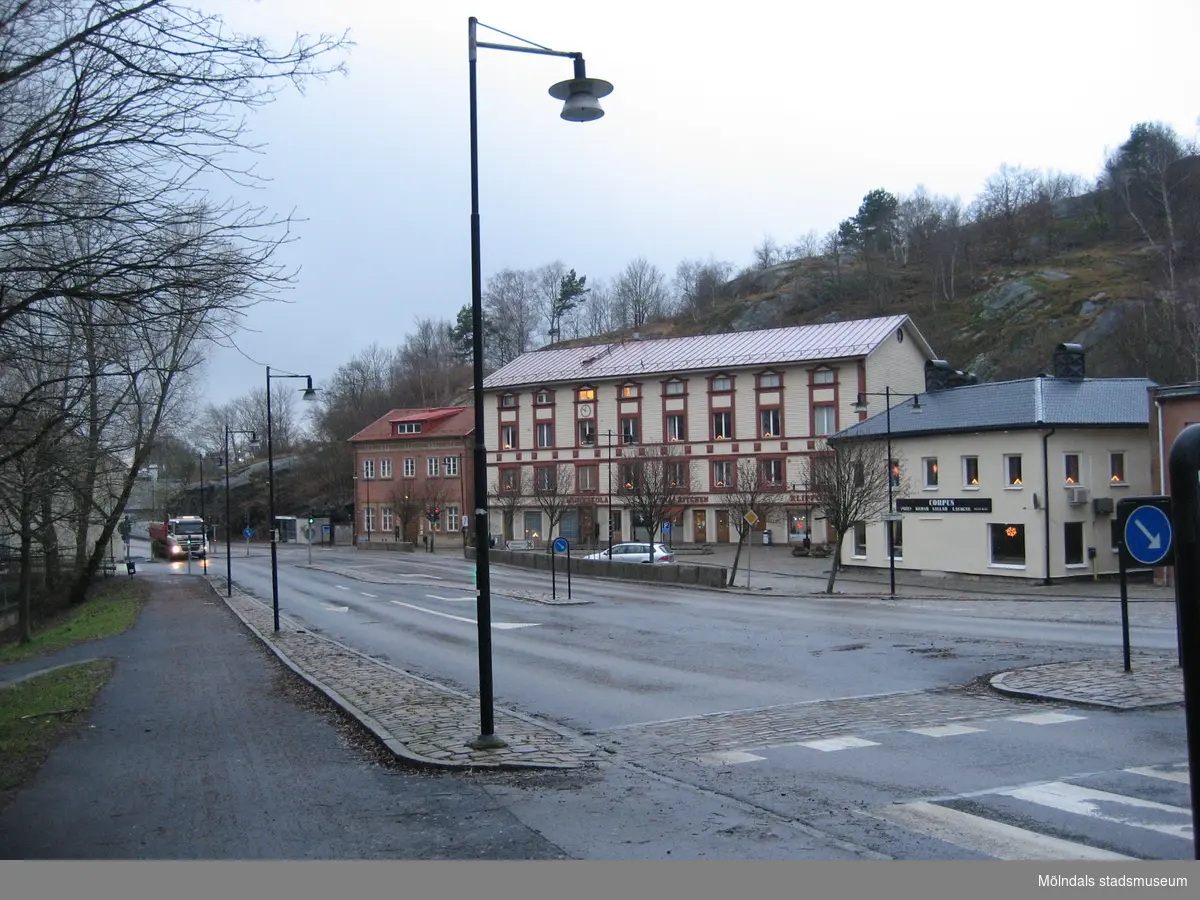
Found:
577,387 -> 595,402
535,390 -> 553,405
759,371 -> 780,389
711,375 -> 731,392
620,383 -> 639,399
396,421 -> 422,434
501,393 -> 516,408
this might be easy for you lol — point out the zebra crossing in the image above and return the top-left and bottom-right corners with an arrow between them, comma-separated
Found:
865,762 -> 1193,860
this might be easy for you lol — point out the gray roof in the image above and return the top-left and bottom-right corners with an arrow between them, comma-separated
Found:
482,315 -> 934,390
832,376 -> 1158,441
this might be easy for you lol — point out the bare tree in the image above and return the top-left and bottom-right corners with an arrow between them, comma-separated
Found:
673,257 -> 732,323
490,467 -> 532,543
786,230 -> 822,260
973,163 -> 1040,262
530,463 -> 581,549
808,439 -> 897,594
388,484 -> 421,543
720,458 -> 786,586
614,447 -> 690,546
614,257 -> 668,329
483,268 -> 539,366
753,235 -> 783,269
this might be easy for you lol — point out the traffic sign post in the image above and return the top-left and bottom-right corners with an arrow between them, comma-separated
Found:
244,526 -> 253,557
1116,497 -> 1176,672
553,537 -> 570,601
743,511 -> 758,589
1167,424 -> 1200,859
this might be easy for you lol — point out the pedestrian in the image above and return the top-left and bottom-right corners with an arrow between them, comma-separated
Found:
803,531 -> 811,551
422,533 -> 428,550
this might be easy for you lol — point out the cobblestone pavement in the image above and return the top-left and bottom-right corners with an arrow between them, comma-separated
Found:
595,686 -> 1053,760
208,576 -> 598,770
990,653 -> 1185,710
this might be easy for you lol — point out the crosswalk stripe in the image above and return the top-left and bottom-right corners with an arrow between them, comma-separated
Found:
693,750 -> 766,766
867,802 -> 1135,860
995,782 -> 1193,841
1005,712 -> 1087,725
794,736 -> 880,752
908,724 -> 986,738
1124,765 -> 1191,786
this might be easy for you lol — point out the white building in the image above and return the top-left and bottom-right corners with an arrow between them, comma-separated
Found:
830,343 -> 1156,582
480,314 -> 936,546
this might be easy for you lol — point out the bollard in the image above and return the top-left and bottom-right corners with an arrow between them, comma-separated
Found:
1167,422 -> 1200,860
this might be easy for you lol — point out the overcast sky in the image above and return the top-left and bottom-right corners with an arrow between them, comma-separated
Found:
197,0 -> 1200,411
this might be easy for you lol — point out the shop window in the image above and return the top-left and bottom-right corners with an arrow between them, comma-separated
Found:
1065,521 -> 1084,566
990,523 -> 1026,567
852,522 -> 867,557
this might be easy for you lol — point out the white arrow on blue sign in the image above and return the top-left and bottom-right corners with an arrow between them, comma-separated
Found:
553,537 -> 568,553
1123,504 -> 1172,566
243,527 -> 253,539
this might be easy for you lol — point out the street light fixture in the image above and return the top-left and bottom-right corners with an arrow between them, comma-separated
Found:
466,17 -> 612,750
266,367 -> 318,631
224,426 -> 257,596
853,386 -> 922,598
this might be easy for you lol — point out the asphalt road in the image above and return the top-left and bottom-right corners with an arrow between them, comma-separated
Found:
126,538 -> 1193,859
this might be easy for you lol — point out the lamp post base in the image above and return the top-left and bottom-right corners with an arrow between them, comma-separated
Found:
468,733 -> 509,750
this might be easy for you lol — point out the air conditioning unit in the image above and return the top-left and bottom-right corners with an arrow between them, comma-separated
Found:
1092,496 -> 1114,516
1067,486 -> 1090,505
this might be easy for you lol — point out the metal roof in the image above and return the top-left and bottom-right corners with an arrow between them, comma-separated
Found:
348,407 -> 474,443
831,376 -> 1158,441
482,315 -> 934,390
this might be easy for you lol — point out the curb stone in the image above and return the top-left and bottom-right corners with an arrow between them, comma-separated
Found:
988,656 -> 1185,711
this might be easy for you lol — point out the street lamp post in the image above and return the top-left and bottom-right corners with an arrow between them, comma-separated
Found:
606,428 -> 615,557
224,426 -> 256,596
853,387 -> 922,598
467,17 -> 612,749
266,366 -> 317,631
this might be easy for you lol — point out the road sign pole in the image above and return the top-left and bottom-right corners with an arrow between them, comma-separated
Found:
567,543 -> 572,600
1167,424 -> 1200,860
551,542 -> 557,600
1118,548 -> 1132,673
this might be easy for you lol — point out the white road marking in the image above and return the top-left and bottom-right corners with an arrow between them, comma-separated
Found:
335,584 -> 349,591
1005,711 -> 1086,725
391,573 -> 443,581
908,724 -> 986,738
426,594 -> 476,603
323,604 -> 349,612
361,592 -> 377,598
867,802 -> 1135,860
693,750 -> 766,766
1124,765 -> 1190,786
995,781 -> 1194,841
793,736 -> 880,752
389,600 -> 538,630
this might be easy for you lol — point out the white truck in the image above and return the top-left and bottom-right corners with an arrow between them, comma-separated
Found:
148,515 -> 208,559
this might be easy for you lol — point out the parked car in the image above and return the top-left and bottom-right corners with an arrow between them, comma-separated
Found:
583,542 -> 675,563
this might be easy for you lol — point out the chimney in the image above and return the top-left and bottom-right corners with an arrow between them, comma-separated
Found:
1052,343 -> 1085,380
924,359 -> 953,392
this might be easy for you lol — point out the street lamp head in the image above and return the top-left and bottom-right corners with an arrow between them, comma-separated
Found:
549,58 -> 612,122
301,376 -> 317,401
910,396 -> 923,414
853,393 -> 868,412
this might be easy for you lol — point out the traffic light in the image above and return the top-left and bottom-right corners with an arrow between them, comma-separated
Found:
307,509 -> 314,525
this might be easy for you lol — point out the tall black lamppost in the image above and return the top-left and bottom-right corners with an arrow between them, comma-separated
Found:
266,367 -> 317,631
467,16 -> 612,749
224,426 -> 256,596
853,387 -> 922,598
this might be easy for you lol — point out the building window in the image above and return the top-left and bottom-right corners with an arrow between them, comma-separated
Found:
536,422 -> 554,448
853,461 -> 865,487
500,468 -> 518,492
923,457 -> 939,488
712,411 -> 732,441
620,383 -> 639,399
990,523 -> 1026,566
963,456 -> 979,486
535,390 -> 552,405
889,459 -> 901,488
364,507 -> 375,533
666,461 -> 688,488
620,416 -> 639,444
579,420 -> 596,446
852,522 -> 867,556
619,463 -> 637,490
523,510 -> 542,540
379,458 -> 393,479
711,375 -> 732,392
443,456 -> 459,476
1064,453 -> 1081,484
1110,453 -> 1126,484
814,405 -> 835,436
762,459 -> 783,485
666,413 -> 686,442
759,371 -> 781,389
396,421 -> 422,434
501,393 -> 516,408
666,379 -> 685,395
381,508 -> 393,533
535,466 -> 555,492
577,465 -> 598,492
578,387 -> 595,402
812,368 -> 835,384
445,506 -> 459,532
888,520 -> 903,559
362,459 -> 374,479
403,457 -> 416,478
427,456 -> 440,477
760,408 -> 781,438
501,425 -> 517,450
1064,521 -> 1084,566
712,460 -> 733,488
1005,455 -> 1023,487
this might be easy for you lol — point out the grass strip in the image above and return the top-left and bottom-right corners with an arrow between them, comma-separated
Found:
0,580 -> 147,664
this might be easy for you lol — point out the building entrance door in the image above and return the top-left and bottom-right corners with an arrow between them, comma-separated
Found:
716,509 -> 730,543
692,509 -> 707,543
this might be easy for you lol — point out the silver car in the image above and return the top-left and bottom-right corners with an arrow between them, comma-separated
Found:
583,542 -> 675,563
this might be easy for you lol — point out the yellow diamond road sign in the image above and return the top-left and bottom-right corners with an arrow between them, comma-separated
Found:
744,510 -> 759,527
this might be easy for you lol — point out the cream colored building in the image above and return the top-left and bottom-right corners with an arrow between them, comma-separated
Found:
831,344 -> 1156,582
479,314 -> 936,547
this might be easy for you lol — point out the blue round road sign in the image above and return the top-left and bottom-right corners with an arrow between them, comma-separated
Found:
1124,504 -> 1172,566
553,537 -> 568,553
243,527 -> 253,539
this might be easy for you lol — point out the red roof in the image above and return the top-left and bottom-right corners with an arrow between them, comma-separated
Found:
348,407 -> 474,443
